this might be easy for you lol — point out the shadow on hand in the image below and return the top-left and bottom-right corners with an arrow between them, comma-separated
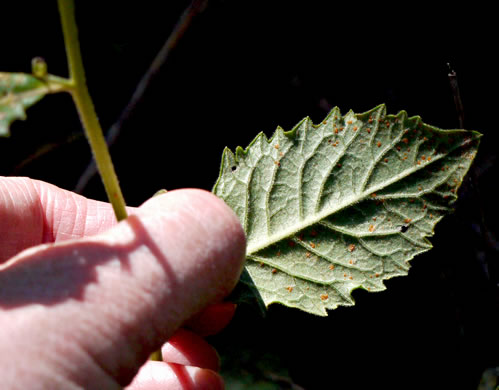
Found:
0,215 -> 176,309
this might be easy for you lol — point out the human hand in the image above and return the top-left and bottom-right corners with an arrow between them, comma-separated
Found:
0,177 -> 246,389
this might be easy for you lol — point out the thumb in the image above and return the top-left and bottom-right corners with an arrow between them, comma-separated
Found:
0,189 -> 246,389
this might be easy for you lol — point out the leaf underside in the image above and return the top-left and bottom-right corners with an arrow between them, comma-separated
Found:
213,105 -> 481,316
0,72 -> 49,136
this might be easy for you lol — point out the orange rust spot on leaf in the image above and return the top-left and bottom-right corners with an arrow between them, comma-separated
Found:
353,126 -> 358,131
310,242 -> 316,249
329,264 -> 335,270
320,294 -> 329,301
402,138 -> 409,144
349,276 -> 353,280
306,252 -> 311,258
377,141 -> 382,147
375,273 -> 380,277
348,244 -> 356,252
347,120 -> 353,125
286,286 -> 293,292
404,218 -> 412,224
274,144 -> 280,149
369,224 -> 375,232
272,268 -> 277,274
367,128 -> 371,133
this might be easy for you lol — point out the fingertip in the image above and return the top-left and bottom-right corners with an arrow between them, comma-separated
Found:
161,328 -> 220,371
193,368 -> 225,390
126,362 -> 224,390
184,302 -> 237,337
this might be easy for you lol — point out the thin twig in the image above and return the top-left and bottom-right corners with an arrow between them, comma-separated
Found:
12,133 -> 83,174
447,63 -> 465,129
75,0 -> 209,194
447,64 -> 499,272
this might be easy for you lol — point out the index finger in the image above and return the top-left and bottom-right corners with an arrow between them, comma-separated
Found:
0,177 -> 131,263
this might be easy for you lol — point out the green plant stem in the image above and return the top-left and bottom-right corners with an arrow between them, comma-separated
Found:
57,0 -> 127,221
149,350 -> 162,361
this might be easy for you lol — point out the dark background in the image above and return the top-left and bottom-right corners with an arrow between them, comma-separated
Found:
1,2 -> 497,389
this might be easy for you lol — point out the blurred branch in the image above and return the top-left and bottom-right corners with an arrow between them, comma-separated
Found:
74,0 -> 209,194
12,133 -> 83,174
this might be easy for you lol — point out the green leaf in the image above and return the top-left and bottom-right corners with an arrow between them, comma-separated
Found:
0,72 -> 50,136
213,104 -> 481,316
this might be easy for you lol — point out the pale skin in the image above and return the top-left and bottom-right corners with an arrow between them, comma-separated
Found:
0,177 -> 246,389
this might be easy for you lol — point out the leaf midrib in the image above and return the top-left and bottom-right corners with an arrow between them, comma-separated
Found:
246,141 -> 463,255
